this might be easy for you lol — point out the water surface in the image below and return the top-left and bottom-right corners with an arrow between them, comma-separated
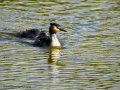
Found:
0,0 -> 120,90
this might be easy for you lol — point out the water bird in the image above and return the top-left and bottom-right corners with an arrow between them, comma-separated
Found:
34,23 -> 67,47
18,29 -> 40,38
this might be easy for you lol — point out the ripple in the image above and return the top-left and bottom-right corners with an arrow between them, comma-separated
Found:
0,0 -> 120,90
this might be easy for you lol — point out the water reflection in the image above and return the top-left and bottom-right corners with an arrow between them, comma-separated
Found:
48,47 -> 60,84
0,0 -> 120,89
48,47 -> 60,64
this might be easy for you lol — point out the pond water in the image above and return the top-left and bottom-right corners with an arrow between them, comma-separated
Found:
0,0 -> 120,90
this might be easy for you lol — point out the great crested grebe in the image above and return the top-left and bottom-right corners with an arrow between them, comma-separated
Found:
34,23 -> 67,47
18,29 -> 40,38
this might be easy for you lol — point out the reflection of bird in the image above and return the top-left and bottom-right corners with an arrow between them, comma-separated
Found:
34,23 -> 67,47
18,29 -> 40,38
48,48 -> 60,84
48,48 -> 60,64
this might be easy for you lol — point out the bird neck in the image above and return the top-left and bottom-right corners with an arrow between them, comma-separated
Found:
50,33 -> 61,47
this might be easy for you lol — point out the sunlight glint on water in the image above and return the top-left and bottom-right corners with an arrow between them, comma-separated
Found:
0,0 -> 120,90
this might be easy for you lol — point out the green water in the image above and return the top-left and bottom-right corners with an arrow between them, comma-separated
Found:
0,0 -> 120,90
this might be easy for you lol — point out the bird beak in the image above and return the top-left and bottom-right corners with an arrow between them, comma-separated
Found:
59,28 -> 67,32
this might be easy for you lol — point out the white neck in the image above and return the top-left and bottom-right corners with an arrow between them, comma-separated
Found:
50,34 -> 61,47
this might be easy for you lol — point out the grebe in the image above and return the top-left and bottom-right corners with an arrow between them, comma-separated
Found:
18,29 -> 40,38
34,23 -> 67,47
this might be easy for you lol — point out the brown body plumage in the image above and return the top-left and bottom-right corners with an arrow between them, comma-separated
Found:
18,29 -> 40,38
